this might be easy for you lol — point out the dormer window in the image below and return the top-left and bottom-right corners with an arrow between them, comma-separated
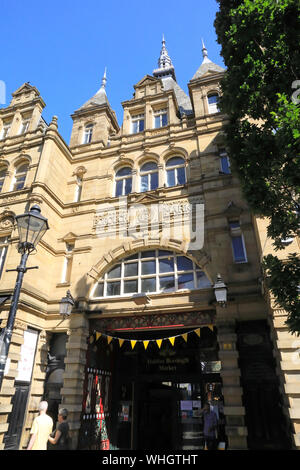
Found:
154,108 -> 168,128
0,122 -> 11,140
207,93 -> 219,114
131,114 -> 144,134
19,118 -> 30,135
83,124 -> 93,144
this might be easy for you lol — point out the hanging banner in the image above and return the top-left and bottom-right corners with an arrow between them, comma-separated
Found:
91,324 -> 215,350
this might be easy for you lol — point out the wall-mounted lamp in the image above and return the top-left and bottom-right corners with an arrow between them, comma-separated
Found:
213,274 -> 227,308
59,290 -> 75,318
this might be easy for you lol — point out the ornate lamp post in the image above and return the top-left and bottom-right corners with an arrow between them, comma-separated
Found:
59,290 -> 75,318
0,205 -> 49,389
213,274 -> 228,308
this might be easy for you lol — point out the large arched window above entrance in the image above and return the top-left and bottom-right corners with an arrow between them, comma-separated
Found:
91,249 -> 211,298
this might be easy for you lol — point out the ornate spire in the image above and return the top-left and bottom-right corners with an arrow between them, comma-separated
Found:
201,39 -> 211,64
153,35 -> 176,81
101,67 -> 107,89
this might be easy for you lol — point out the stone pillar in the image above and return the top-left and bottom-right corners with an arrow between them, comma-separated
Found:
268,307 -> 300,449
216,314 -> 248,449
60,314 -> 89,450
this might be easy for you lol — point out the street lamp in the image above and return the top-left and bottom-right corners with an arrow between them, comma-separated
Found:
0,205 -> 49,389
213,274 -> 227,307
59,290 -> 75,318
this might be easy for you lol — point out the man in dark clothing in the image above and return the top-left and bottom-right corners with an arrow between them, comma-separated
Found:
201,403 -> 218,450
48,407 -> 70,450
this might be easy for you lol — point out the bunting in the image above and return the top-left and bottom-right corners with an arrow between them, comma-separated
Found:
88,324 -> 214,350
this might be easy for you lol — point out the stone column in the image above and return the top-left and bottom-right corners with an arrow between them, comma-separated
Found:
59,313 -> 89,450
268,307 -> 300,449
216,314 -> 248,449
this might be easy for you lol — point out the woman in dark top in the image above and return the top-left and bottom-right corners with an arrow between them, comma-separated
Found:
48,408 -> 70,450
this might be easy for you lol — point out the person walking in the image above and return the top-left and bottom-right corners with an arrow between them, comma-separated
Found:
48,407 -> 70,450
201,402 -> 218,450
27,401 -> 53,450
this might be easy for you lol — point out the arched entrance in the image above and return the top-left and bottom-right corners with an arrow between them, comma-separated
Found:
78,311 -> 225,451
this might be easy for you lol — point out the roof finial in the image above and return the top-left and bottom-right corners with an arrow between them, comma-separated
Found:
101,67 -> 107,89
202,39 -> 208,59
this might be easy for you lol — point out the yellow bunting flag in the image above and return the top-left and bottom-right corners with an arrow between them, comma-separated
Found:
118,339 -> 125,348
131,340 -> 137,350
95,332 -> 101,341
143,340 -> 150,350
156,339 -> 163,349
195,328 -> 201,337
169,337 -> 176,346
182,333 -> 188,343
107,336 -> 113,344
208,324 -> 214,331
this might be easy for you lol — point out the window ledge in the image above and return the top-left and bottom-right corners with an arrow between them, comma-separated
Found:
56,282 -> 71,288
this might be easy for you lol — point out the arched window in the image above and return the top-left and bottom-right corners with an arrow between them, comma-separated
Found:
207,93 -> 219,114
140,162 -> 158,192
83,124 -> 93,144
92,249 -> 211,298
115,167 -> 132,197
12,162 -> 29,191
0,167 -> 7,193
166,157 -> 186,187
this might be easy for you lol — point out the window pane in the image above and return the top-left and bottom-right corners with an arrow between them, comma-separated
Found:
125,253 -> 138,261
141,250 -> 156,258
107,264 -> 121,279
161,113 -> 168,127
150,172 -> 158,190
125,177 -> 132,195
124,279 -> 138,294
142,260 -> 156,275
124,262 -> 138,277
141,162 -> 158,172
94,283 -> 104,297
106,281 -> 121,296
232,236 -> 246,262
196,271 -> 211,289
159,276 -> 175,292
116,167 -> 132,177
177,256 -> 193,271
142,277 -> 156,293
221,156 -> 230,174
159,258 -> 174,273
208,94 -> 218,104
141,174 -> 149,192
139,119 -> 144,132
154,116 -> 160,128
178,272 -> 194,290
167,169 -> 175,187
132,121 -> 138,134
177,167 -> 186,185
166,157 -> 184,167
159,250 -> 171,256
116,180 -> 123,197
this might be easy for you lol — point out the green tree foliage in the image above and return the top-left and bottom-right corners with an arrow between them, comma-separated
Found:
214,0 -> 300,333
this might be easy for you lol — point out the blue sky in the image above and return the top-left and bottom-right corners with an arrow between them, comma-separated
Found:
1,0 -> 224,143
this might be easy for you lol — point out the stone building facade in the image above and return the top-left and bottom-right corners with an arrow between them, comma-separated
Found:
0,39 -> 299,450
